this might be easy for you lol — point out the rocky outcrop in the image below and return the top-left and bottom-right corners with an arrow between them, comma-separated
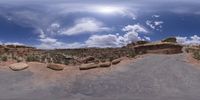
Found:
9,63 -> 29,71
47,63 -> 64,71
162,37 -> 177,43
134,42 -> 183,54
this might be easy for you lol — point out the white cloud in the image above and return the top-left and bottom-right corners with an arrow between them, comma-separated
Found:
0,40 -> 25,46
47,23 -> 61,35
60,18 -> 110,36
39,37 -> 57,44
4,42 -> 24,45
85,34 -> 120,48
146,20 -> 155,29
122,24 -> 148,44
37,37 -> 85,49
57,4 -> 136,19
152,15 -> 160,18
176,35 -> 200,45
85,24 -> 149,48
144,36 -> 151,41
122,24 -> 148,33
0,42 -> 25,46
154,21 -> 164,26
176,36 -> 187,44
146,20 -> 164,31
36,24 -> 150,49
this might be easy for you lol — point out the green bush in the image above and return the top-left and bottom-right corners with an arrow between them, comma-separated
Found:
127,50 -> 136,58
162,37 -> 177,43
136,41 -> 149,45
193,51 -> 200,60
1,56 -> 8,61
26,55 -> 40,62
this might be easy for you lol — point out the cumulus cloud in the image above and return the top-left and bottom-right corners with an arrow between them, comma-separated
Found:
122,24 -> 148,44
61,18 -> 110,36
176,35 -> 200,45
85,24 -> 150,48
85,34 -> 120,48
36,24 -> 150,49
47,23 -> 61,35
37,37 -> 85,49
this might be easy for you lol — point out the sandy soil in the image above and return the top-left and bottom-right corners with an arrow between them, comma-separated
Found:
186,53 -> 200,68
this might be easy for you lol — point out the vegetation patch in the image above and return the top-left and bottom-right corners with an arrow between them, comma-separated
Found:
193,51 -> 200,60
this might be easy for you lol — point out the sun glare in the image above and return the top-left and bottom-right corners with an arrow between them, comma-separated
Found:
95,6 -> 123,14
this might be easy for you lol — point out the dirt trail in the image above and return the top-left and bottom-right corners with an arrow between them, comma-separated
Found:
0,54 -> 200,100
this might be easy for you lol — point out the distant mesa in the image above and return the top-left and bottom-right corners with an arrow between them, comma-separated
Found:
161,37 -> 177,43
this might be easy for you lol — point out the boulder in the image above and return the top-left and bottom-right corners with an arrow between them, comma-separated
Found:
112,59 -> 121,65
79,63 -> 99,70
47,63 -> 64,71
9,62 -> 29,71
99,62 -> 111,68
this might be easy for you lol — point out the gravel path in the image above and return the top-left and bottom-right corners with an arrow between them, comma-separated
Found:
1,54 -> 200,100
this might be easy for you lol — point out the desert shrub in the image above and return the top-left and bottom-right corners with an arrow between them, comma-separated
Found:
162,37 -> 177,43
108,56 -> 114,62
26,55 -> 40,62
16,59 -> 23,62
185,48 -> 190,53
136,41 -> 149,45
64,60 -> 70,65
1,56 -> 8,61
4,48 -> 9,52
13,56 -> 23,62
193,51 -> 200,60
127,50 -> 136,58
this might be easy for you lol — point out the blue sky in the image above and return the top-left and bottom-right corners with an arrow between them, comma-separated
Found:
0,0 -> 200,49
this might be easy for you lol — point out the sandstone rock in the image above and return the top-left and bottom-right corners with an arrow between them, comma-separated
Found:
134,42 -> 183,54
79,63 -> 99,70
47,63 -> 64,71
9,62 -> 29,71
112,59 -> 121,65
99,62 -> 111,68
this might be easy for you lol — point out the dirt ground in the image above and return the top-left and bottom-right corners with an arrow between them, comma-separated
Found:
0,54 -> 200,100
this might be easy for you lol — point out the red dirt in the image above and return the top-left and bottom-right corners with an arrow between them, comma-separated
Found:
186,53 -> 200,68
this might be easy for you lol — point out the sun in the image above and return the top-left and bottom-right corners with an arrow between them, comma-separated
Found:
95,6 -> 123,14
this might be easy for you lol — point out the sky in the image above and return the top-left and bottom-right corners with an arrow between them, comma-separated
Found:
0,0 -> 200,49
